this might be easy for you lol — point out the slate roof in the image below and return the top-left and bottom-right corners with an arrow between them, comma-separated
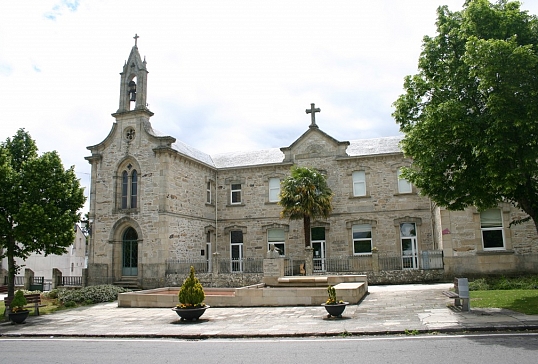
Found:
172,140 -> 215,166
209,136 -> 404,168
212,148 -> 285,169
147,125 -> 215,166
158,129 -> 404,169
346,135 -> 403,157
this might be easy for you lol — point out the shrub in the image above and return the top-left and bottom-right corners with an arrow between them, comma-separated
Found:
469,275 -> 538,291
10,290 -> 28,312
468,278 -> 489,291
43,289 -> 59,299
325,285 -> 344,305
177,266 -> 205,308
57,285 -> 131,304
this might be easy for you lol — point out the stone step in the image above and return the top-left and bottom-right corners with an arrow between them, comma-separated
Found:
114,277 -> 140,289
275,276 -> 329,287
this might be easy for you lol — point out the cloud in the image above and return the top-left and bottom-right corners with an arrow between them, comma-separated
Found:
44,0 -> 80,20
0,63 -> 12,76
2,0 -> 538,217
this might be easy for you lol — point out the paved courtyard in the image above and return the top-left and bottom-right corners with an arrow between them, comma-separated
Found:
2,284 -> 538,338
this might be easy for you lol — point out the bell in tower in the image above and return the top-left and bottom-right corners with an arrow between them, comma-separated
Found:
116,34 -> 150,114
128,80 -> 137,102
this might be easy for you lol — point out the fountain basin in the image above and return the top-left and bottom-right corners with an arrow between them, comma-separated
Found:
118,275 -> 368,308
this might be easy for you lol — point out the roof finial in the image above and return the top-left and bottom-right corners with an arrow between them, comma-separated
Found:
305,103 -> 320,128
133,33 -> 139,47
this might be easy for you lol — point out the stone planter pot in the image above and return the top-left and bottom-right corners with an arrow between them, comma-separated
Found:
321,302 -> 348,318
172,305 -> 209,321
9,310 -> 30,324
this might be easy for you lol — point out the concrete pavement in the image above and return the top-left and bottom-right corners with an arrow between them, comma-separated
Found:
2,283 -> 538,338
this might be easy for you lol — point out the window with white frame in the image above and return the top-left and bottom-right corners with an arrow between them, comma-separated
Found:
397,168 -> 412,194
480,209 -> 504,250
230,230 -> 244,272
352,171 -> 366,197
268,178 -> 280,202
352,224 -> 372,255
206,181 -> 212,204
267,228 -> 285,256
231,183 -> 242,204
206,230 -> 212,271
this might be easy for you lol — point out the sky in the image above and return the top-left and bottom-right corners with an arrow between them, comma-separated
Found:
2,0 -> 538,212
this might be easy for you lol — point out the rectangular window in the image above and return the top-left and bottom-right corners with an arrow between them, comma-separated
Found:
231,183 -> 242,204
400,222 -> 419,269
206,231 -> 212,271
268,178 -> 280,202
397,168 -> 412,194
481,209 -> 504,250
206,181 -> 212,204
352,224 -> 372,255
352,171 -> 366,196
230,230 -> 243,272
268,228 -> 285,256
311,227 -> 325,241
311,227 -> 326,272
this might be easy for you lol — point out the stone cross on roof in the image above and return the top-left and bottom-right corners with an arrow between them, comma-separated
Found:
305,103 -> 320,128
133,34 -> 139,47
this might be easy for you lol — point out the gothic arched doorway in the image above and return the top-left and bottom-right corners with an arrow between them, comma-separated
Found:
122,227 -> 138,276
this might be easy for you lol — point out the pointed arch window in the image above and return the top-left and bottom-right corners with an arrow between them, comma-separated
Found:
131,170 -> 138,208
119,166 -> 139,210
121,171 -> 129,209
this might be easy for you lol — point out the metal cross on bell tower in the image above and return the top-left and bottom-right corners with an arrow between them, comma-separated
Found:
305,103 -> 320,128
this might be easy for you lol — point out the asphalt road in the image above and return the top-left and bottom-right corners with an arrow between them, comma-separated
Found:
1,333 -> 537,364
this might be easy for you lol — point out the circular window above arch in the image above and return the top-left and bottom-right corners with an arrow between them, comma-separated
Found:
125,127 -> 136,141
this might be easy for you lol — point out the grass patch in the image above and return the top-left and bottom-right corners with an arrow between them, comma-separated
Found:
1,295 -> 66,319
470,290 -> 538,315
2,285 -> 130,321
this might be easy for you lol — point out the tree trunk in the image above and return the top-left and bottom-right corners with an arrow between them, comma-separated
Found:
516,197 -> 538,235
7,247 -> 16,298
303,215 -> 311,248
5,234 -> 20,298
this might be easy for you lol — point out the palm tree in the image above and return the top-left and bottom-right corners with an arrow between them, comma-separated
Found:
279,166 -> 333,247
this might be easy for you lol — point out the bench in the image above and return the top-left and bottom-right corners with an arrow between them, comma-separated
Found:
443,277 -> 470,311
4,293 -> 45,316
0,286 -> 7,294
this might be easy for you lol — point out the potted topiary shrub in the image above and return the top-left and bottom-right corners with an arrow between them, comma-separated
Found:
172,266 -> 209,321
321,285 -> 348,318
9,290 -> 30,324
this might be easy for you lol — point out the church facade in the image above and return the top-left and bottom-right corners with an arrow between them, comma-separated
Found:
85,43 -> 538,289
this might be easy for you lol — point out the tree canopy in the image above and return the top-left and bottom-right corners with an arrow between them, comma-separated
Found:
279,166 -> 333,247
392,0 -> 538,232
0,129 -> 86,296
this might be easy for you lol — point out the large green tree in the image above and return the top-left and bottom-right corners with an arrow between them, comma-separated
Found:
393,0 -> 538,232
0,129 -> 86,297
279,166 -> 333,247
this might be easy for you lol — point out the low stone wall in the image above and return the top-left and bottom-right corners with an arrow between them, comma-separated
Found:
166,270 -> 445,288
167,272 -> 265,288
444,253 -> 538,277
365,269 -> 446,285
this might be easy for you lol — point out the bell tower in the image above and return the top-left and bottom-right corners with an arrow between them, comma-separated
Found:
116,34 -> 151,114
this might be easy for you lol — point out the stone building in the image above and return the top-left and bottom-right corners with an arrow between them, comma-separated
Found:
84,42 -> 538,289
